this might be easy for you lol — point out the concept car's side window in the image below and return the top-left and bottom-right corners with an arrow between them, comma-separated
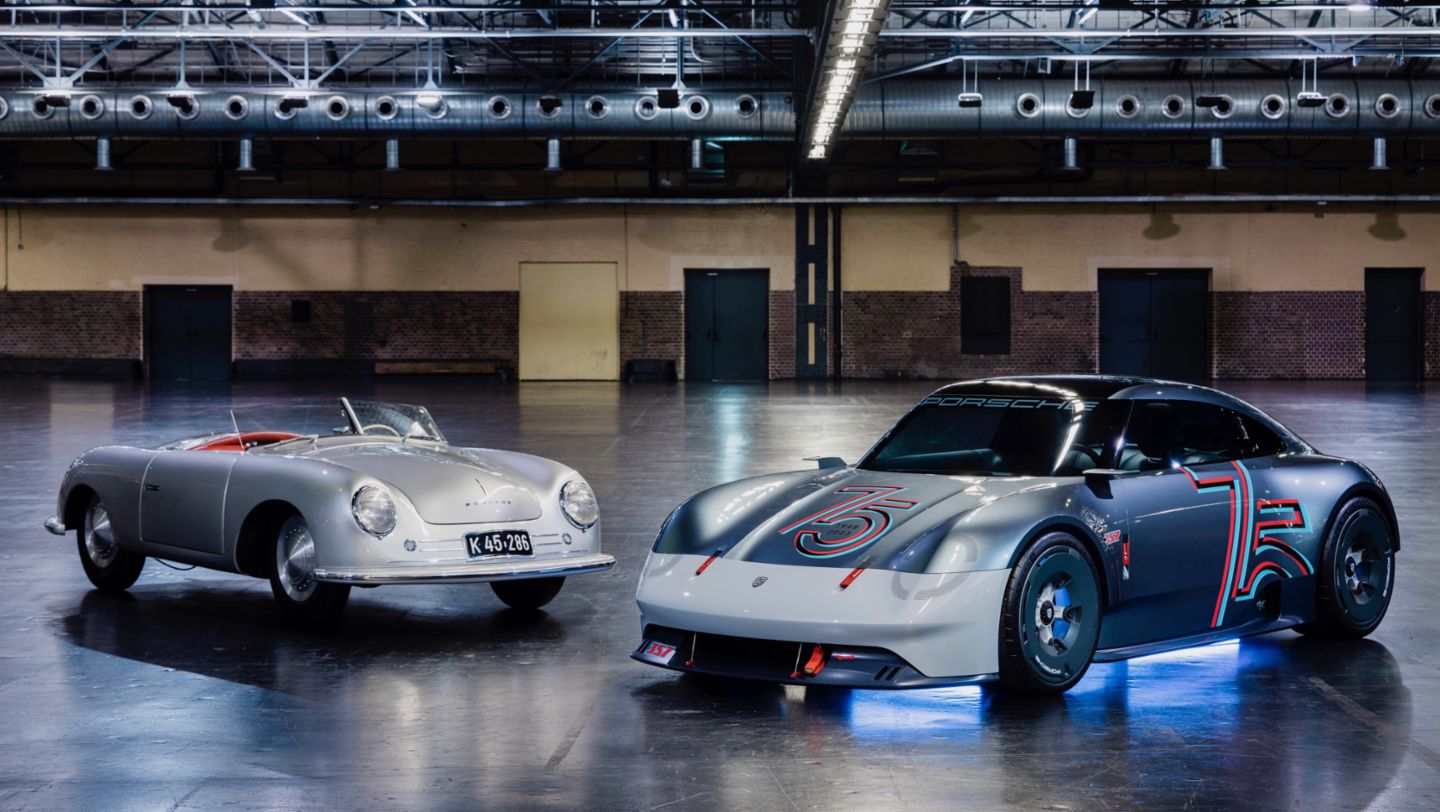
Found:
1116,400 -> 1253,471
1235,414 -> 1287,459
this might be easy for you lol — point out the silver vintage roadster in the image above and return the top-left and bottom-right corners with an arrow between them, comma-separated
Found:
45,398 -> 615,622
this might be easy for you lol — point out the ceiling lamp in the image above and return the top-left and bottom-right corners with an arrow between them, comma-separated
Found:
804,0 -> 892,161
956,60 -> 983,108
277,94 -> 310,114
1297,59 -> 1325,108
657,88 -> 682,110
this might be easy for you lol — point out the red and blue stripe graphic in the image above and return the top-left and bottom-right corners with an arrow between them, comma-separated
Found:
1180,460 -> 1312,628
778,485 -> 918,559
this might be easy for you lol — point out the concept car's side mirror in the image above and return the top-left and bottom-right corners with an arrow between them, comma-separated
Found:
1083,468 -> 1127,485
805,456 -> 847,470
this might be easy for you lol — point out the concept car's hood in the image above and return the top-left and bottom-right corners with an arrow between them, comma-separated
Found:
657,467 -> 1059,571
305,442 -> 544,524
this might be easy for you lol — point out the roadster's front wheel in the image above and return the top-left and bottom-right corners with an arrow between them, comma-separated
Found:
995,532 -> 1102,696
490,577 -> 564,610
76,494 -> 146,591
268,514 -> 350,624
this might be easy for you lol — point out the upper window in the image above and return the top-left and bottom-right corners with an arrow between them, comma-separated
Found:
960,276 -> 1011,355
1115,400 -> 1283,471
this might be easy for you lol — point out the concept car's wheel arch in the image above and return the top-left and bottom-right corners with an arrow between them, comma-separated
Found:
1325,483 -> 1400,553
1007,519 -> 1113,608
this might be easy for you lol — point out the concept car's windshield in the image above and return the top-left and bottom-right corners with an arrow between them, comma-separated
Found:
341,399 -> 446,443
860,392 -> 1129,477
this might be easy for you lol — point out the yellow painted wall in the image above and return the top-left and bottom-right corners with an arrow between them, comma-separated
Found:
519,262 -> 619,381
0,205 -> 792,293
4,203 -> 1438,294
842,205 -> 1437,292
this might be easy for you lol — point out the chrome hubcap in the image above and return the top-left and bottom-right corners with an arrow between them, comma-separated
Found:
1034,579 -> 1081,654
85,501 -> 117,568
275,517 -> 318,602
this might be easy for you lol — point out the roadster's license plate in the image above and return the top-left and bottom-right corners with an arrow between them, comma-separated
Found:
465,530 -> 533,558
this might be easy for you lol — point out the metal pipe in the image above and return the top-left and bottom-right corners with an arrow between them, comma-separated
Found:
545,138 -> 562,172
94,137 -> 112,171
237,137 -> 254,172
384,138 -> 400,171
690,138 -> 703,172
0,26 -> 804,41
9,194 -> 1440,207
1208,137 -> 1225,171
1371,137 -> 1389,171
1062,137 -> 1078,171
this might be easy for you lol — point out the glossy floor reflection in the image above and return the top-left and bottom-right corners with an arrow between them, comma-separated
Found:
1,378 -> 1437,810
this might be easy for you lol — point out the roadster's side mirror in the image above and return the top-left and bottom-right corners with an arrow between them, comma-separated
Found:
805,456 -> 847,470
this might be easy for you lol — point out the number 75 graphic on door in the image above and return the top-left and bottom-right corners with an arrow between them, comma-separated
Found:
1181,461 -> 1314,628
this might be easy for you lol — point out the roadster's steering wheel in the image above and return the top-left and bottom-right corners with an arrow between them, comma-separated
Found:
361,424 -> 402,437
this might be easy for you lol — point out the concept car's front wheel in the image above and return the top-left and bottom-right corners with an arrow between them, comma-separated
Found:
268,514 -> 350,624
490,577 -> 564,610
1299,496 -> 1395,640
996,532 -> 1101,696
76,494 -> 146,591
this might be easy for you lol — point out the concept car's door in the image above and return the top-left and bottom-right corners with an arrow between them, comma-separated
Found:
140,451 -> 238,556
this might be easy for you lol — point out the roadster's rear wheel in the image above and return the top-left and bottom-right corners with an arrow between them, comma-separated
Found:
76,494 -> 146,591
490,577 -> 564,610
995,532 -> 1101,695
1298,497 -> 1395,639
268,514 -> 350,624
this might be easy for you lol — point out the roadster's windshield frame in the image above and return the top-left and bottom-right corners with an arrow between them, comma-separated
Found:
340,398 -> 446,443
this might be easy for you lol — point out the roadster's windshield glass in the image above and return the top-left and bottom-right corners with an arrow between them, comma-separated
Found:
860,392 -> 1129,477
343,399 -> 445,442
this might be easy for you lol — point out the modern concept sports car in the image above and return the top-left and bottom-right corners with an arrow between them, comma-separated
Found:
633,376 -> 1398,694
46,398 -> 614,622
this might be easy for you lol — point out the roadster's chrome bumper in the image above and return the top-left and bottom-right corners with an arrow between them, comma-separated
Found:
313,552 -> 616,585
44,516 -> 67,536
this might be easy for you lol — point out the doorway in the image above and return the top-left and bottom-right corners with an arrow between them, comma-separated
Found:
519,262 -> 619,380
1365,268 -> 1423,381
1098,268 -> 1210,382
145,285 -> 233,381
685,269 -> 769,382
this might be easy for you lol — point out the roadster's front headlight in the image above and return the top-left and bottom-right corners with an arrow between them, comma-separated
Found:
352,485 -> 397,537
560,480 -> 599,528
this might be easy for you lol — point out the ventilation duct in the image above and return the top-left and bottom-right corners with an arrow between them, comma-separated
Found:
238,137 -> 254,172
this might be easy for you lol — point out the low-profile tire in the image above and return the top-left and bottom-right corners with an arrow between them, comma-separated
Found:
995,532 -> 1102,696
268,514 -> 350,625
76,494 -> 146,592
1297,497 -> 1395,640
490,577 -> 564,610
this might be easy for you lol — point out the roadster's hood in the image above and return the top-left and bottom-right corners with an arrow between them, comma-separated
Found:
657,468 -> 1056,571
307,442 -> 544,524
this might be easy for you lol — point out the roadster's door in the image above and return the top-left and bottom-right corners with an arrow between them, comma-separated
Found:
140,450 -> 238,556
1106,400 -> 1249,645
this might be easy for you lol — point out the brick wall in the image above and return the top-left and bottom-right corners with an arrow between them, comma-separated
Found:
1426,292 -> 1440,378
233,291 -> 518,362
840,265 -> 1096,379
0,291 -> 141,360
769,290 -> 796,380
620,291 -> 683,375
1211,292 -> 1365,379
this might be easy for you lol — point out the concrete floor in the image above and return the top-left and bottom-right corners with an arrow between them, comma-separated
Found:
1,378 -> 1437,810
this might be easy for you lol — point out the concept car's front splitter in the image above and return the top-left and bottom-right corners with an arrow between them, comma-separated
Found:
634,553 -> 1009,685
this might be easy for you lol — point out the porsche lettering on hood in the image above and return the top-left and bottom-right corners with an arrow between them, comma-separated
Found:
308,443 -> 543,524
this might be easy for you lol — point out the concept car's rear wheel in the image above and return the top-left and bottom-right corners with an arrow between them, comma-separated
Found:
76,494 -> 145,591
1299,497 -> 1395,639
490,577 -> 564,611
996,532 -> 1101,695
268,514 -> 350,624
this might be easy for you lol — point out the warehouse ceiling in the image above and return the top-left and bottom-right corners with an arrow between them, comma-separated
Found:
3,0 -> 1440,201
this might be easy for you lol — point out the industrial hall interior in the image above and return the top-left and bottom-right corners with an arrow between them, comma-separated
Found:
1,1 -> 1439,810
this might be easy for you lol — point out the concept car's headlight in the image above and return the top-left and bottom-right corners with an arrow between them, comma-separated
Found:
560,480 -> 599,528
352,485 -> 397,537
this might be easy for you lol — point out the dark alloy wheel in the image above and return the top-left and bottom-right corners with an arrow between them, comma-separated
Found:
491,577 -> 565,611
76,494 -> 146,591
996,532 -> 1102,695
1299,497 -> 1395,639
268,514 -> 351,625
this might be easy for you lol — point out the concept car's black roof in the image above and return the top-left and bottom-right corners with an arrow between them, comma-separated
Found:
932,375 -> 1158,400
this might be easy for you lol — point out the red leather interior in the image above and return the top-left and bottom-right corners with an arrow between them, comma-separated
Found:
193,431 -> 305,452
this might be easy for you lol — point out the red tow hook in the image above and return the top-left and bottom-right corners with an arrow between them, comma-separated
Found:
801,644 -> 828,677
838,566 -> 866,590
694,549 -> 723,576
